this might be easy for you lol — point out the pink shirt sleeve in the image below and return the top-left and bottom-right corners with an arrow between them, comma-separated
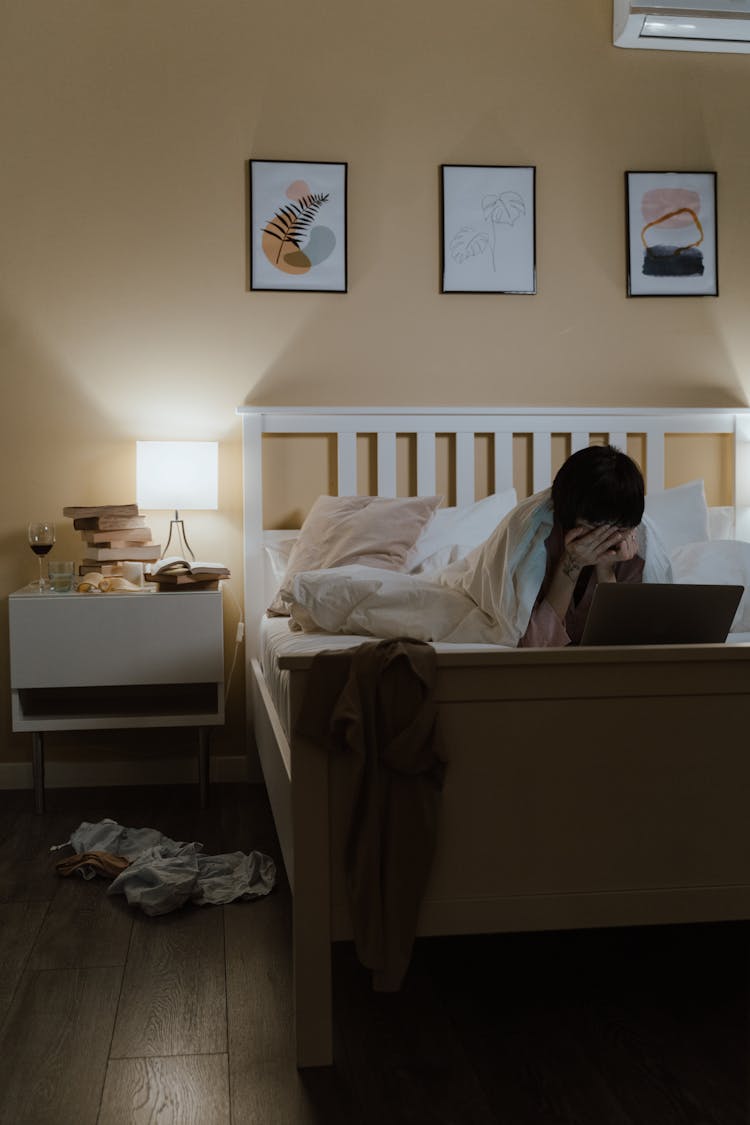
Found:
518,597 -> 570,648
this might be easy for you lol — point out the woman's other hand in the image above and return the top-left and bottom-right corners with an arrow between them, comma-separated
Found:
562,524 -> 639,581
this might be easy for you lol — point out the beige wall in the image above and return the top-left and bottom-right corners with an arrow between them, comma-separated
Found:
1,0 -> 749,778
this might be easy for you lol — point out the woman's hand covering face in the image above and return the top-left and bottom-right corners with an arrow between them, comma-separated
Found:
564,523 -> 639,570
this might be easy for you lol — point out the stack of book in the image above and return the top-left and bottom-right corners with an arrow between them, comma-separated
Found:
145,556 -> 230,591
63,504 -> 162,574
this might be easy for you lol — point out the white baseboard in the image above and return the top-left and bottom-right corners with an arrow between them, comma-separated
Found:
0,755 -> 249,790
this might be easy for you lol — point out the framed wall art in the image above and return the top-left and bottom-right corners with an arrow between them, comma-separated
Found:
249,160 -> 347,292
441,165 -> 536,294
625,171 -> 718,297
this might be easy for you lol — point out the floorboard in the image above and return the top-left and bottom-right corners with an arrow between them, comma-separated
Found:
225,870 -> 295,1065
98,1053 -> 231,1125
0,900 -> 48,1018
110,904 -> 227,1058
28,876 -> 133,971
0,965 -> 122,1125
0,782 -> 747,1124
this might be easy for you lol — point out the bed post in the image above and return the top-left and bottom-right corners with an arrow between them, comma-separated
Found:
241,411 -> 265,662
735,411 -> 750,541
241,411 -> 265,781
288,669 -> 334,1068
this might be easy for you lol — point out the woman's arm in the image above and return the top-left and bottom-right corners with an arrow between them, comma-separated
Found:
519,524 -> 642,648
518,597 -> 572,647
545,524 -> 629,622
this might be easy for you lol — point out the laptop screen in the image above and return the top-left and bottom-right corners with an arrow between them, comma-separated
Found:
580,583 -> 743,646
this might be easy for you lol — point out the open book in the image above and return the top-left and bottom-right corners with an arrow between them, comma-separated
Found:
148,556 -> 230,580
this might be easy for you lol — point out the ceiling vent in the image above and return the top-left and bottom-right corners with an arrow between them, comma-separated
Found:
614,0 -> 750,52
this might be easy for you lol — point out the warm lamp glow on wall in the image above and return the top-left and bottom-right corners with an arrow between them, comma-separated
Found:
136,441 -> 218,559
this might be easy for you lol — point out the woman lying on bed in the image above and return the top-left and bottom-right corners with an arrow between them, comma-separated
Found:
440,444 -> 672,647
522,444 -> 646,646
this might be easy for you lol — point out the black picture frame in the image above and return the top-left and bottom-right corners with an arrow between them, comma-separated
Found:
249,159 -> 348,292
625,170 -> 718,297
440,164 -> 536,294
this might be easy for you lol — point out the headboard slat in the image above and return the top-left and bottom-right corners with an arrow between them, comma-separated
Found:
532,432 -> 552,494
455,432 -> 475,506
493,432 -> 514,493
337,431 -> 357,494
416,432 -> 437,496
376,432 -> 397,498
644,429 -> 666,493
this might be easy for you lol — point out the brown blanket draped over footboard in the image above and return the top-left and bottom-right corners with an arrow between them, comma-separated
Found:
295,638 -> 446,990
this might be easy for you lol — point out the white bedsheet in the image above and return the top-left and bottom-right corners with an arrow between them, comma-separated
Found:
260,615 -> 509,738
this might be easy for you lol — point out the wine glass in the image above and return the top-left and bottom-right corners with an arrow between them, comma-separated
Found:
28,521 -> 55,591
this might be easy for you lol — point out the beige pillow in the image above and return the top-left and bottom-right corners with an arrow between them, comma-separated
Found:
267,494 -> 442,615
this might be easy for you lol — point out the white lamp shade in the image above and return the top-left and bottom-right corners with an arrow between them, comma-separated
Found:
136,441 -> 219,511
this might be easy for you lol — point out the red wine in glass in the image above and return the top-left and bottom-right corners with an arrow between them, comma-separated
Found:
28,521 -> 55,590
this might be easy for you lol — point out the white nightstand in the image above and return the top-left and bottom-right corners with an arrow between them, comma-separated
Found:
8,587 -> 225,812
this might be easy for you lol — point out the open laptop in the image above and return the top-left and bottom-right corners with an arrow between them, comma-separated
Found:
580,583 -> 743,646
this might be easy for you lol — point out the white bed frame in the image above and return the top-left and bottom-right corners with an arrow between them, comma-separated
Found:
239,406 -> 750,1067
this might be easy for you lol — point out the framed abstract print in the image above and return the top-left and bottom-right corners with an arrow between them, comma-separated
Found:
625,171 -> 718,297
249,160 -> 347,292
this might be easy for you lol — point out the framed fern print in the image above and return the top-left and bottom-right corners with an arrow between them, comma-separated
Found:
441,165 -> 536,294
249,160 -> 347,292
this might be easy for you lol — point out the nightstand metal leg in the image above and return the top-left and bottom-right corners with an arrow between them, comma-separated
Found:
198,727 -> 210,809
32,732 -> 45,814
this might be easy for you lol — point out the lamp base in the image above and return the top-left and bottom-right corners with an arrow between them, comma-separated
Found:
162,516 -> 195,561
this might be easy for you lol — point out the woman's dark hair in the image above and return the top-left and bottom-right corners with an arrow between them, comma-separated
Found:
551,444 -> 645,532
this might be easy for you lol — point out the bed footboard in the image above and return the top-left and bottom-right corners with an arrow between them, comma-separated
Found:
255,643 -> 750,1066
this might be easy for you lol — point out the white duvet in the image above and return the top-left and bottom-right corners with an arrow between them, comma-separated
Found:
288,564 -> 508,643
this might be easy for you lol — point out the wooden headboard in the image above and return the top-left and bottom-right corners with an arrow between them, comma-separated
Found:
238,405 -> 750,650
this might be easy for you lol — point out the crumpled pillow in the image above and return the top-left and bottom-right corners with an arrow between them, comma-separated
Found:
268,493 -> 443,616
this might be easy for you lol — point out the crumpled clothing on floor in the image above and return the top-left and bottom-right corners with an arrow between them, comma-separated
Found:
54,818 -> 276,916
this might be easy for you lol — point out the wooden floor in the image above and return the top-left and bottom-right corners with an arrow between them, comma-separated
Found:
0,781 -> 747,1125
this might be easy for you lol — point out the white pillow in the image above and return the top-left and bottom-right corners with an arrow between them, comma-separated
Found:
708,506 -> 734,540
263,535 -> 298,586
670,539 -> 750,631
406,489 -> 517,575
267,494 -> 442,615
644,480 -> 709,556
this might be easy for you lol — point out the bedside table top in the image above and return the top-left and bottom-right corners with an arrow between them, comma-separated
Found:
10,584 -> 156,598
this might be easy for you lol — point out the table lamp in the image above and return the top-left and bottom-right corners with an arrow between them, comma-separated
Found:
136,440 -> 219,559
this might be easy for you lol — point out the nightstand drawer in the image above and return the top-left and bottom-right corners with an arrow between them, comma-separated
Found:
9,590 -> 223,689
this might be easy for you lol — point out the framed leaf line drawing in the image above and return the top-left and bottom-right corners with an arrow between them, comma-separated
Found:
625,171 -> 718,297
441,165 -> 536,294
249,160 -> 347,292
